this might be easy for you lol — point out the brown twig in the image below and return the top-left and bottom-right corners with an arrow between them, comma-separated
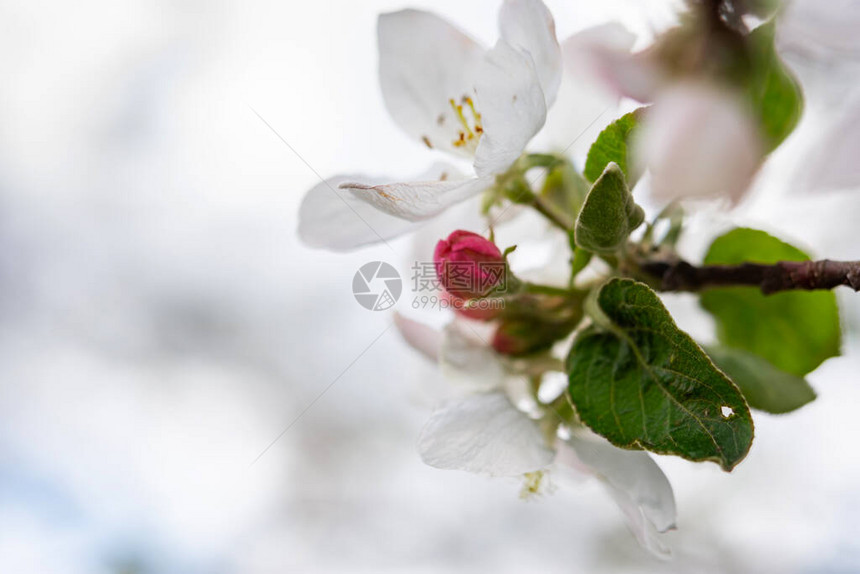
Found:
640,259 -> 860,295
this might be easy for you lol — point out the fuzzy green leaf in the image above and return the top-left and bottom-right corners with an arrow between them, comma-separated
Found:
568,279 -> 754,471
584,108 -> 645,184
706,346 -> 816,414
574,163 -> 644,255
700,228 -> 841,376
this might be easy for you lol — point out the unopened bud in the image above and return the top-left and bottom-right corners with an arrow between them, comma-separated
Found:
434,230 -> 506,300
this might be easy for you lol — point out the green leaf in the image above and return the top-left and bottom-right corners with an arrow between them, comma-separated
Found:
700,228 -> 841,376
567,279 -> 754,471
706,346 -> 816,414
569,247 -> 593,281
539,159 -> 589,230
747,22 -> 803,151
574,163 -> 644,255
584,108 -> 646,184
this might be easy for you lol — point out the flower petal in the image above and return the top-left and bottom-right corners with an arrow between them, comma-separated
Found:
418,391 -> 555,476
633,82 -> 763,203
603,484 -> 672,559
498,0 -> 562,106
537,23 -> 637,154
440,320 -> 505,392
298,174 -> 421,251
473,40 -> 548,177
394,313 -> 442,362
565,24 -> 659,104
378,9 -> 486,156
557,429 -> 676,558
799,96 -> 860,193
340,175 -> 493,222
564,430 -> 676,532
777,0 -> 860,64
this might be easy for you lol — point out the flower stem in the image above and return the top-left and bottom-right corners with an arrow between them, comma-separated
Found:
523,282 -> 575,296
531,196 -> 573,231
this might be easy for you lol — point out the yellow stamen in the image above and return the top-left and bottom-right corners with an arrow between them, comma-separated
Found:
520,471 -> 546,499
448,95 -> 483,150
450,98 -> 474,139
463,96 -> 482,124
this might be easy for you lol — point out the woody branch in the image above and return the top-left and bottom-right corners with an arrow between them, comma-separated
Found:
640,259 -> 860,295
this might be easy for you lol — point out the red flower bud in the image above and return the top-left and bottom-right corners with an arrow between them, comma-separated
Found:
434,231 -> 505,300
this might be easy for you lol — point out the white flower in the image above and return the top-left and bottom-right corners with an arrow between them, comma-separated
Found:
633,82 -> 764,203
394,314 -> 677,558
299,0 -> 560,251
592,37 -> 766,204
299,1 -> 638,251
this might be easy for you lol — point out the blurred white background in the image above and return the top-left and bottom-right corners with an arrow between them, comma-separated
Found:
2,0 -> 860,572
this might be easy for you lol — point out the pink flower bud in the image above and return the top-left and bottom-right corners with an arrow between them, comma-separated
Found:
434,231 -> 505,300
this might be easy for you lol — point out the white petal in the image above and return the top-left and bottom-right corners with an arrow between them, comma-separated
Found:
394,313 -> 442,362
473,40 -> 548,176
566,22 -> 636,59
799,96 -> 860,193
562,23 -> 637,95
557,429 -> 676,559
538,23 -> 637,154
604,485 -> 672,559
418,391 -> 555,476
565,24 -> 660,104
563,24 -> 638,105
633,82 -> 763,203
340,175 -> 493,222
563,430 -> 676,532
498,0 -> 562,106
597,49 -> 666,104
440,320 -> 505,392
298,174 -> 421,251
378,10 -> 486,156
299,163 -> 466,250
562,22 -> 636,96
777,0 -> 860,64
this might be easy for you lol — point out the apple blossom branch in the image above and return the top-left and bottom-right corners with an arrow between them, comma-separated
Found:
639,259 -> 860,294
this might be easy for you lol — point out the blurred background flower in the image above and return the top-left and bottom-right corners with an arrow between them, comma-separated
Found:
2,0 -> 860,572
